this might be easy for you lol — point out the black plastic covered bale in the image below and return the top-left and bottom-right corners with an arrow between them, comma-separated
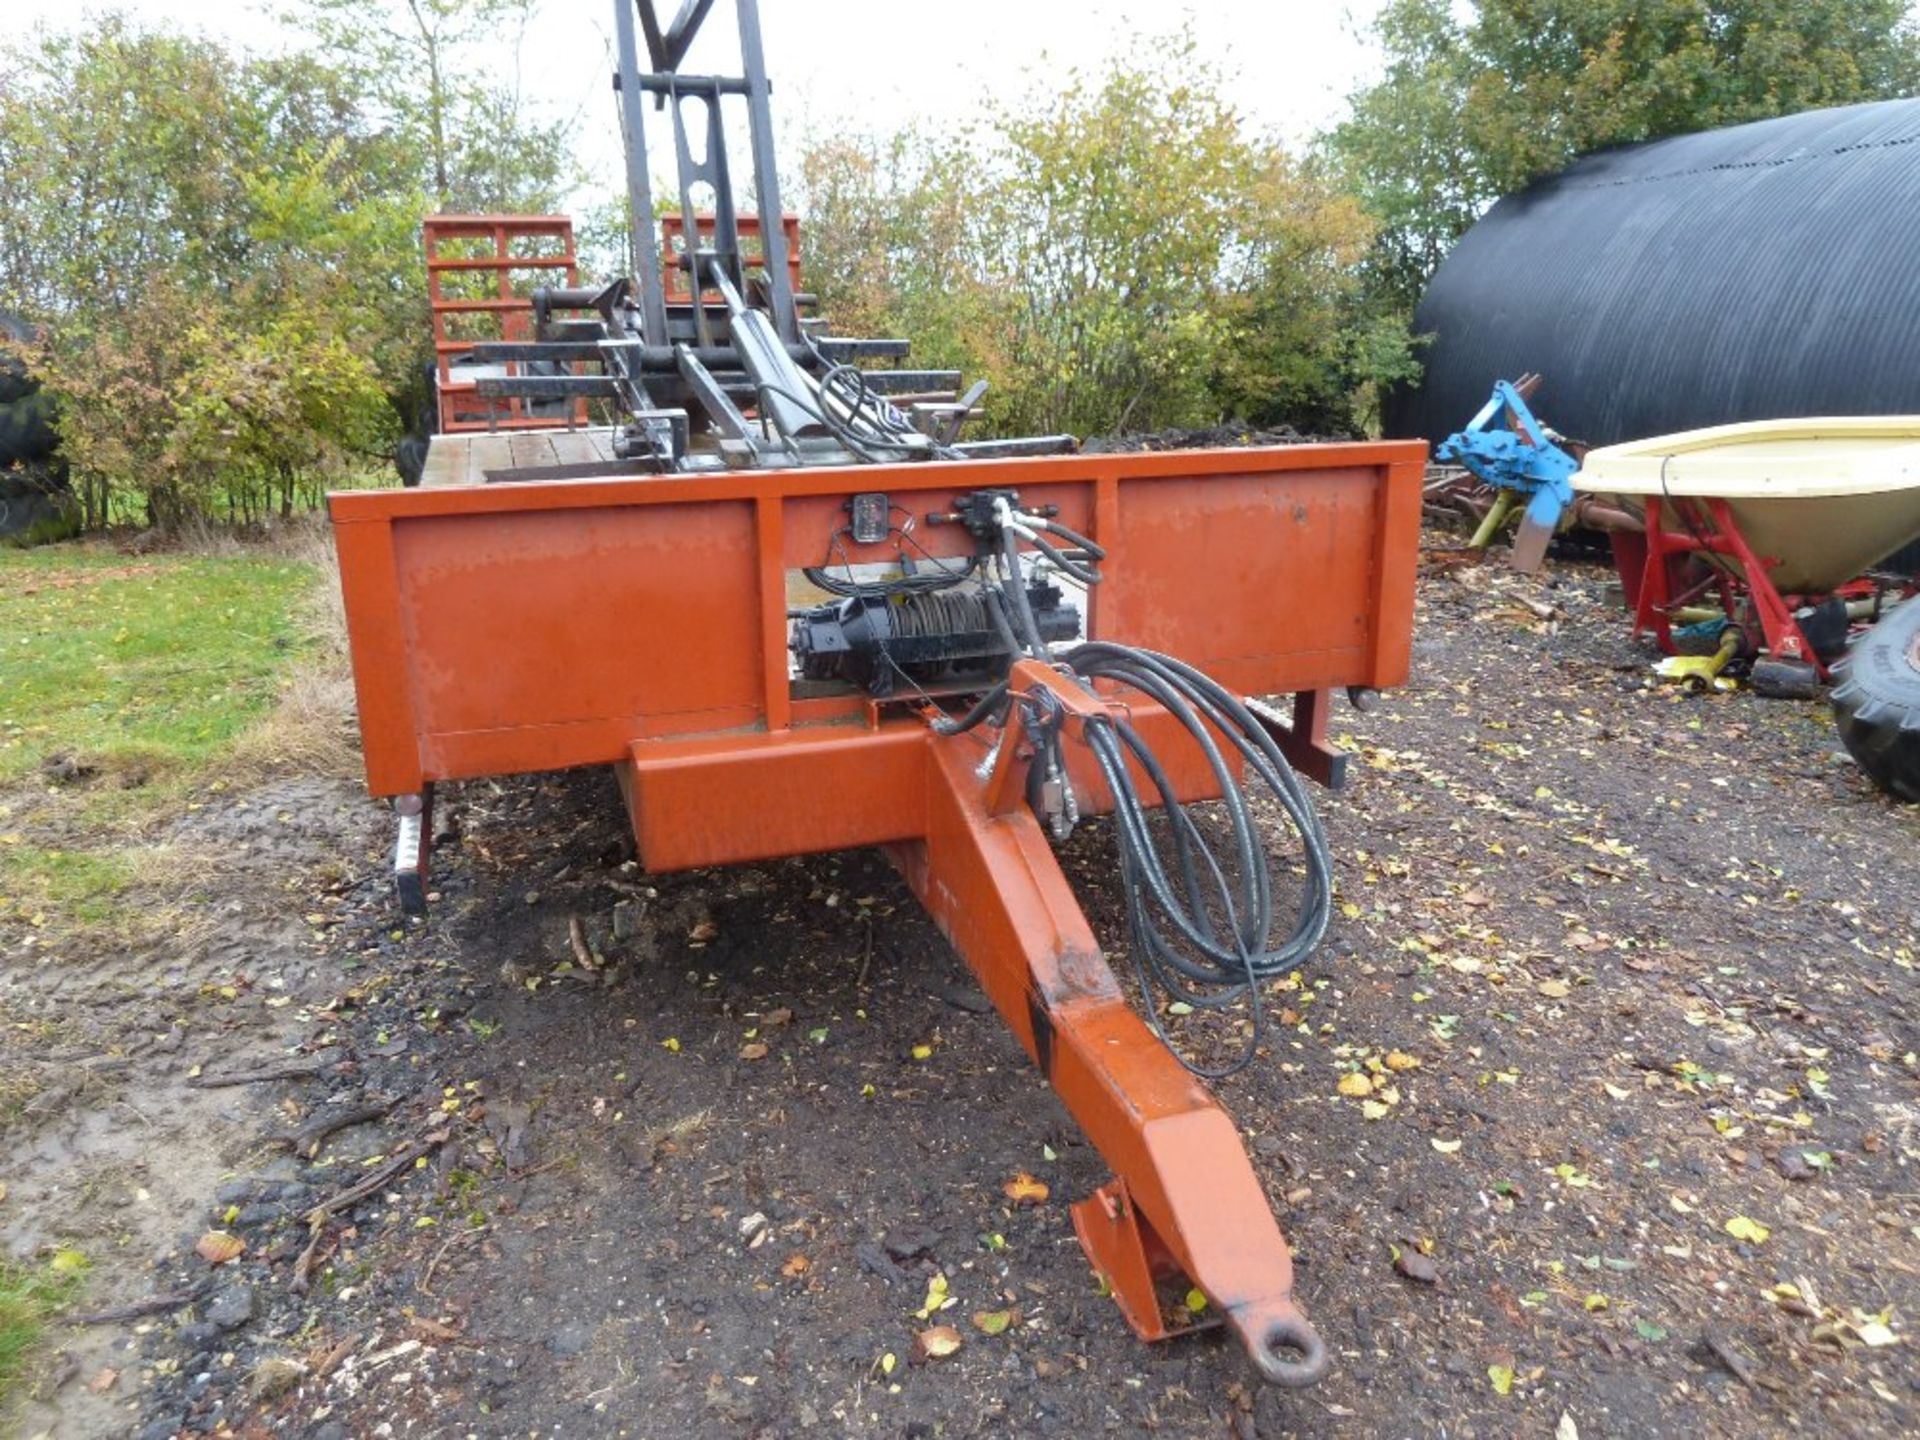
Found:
1386,99 -> 1920,449
0,309 -> 56,469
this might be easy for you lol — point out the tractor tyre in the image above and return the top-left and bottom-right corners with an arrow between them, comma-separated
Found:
1830,596 -> 1920,802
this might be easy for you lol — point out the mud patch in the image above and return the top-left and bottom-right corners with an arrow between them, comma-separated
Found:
1,774 -> 381,1439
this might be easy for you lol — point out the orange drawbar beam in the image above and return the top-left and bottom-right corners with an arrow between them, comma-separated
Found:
889,737 -> 1325,1384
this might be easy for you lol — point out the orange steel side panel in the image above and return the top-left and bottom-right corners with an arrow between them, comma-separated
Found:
328,442 -> 1424,801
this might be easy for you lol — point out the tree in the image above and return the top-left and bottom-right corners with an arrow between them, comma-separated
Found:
798,131 -> 1007,397
0,18 -> 420,527
1329,0 -> 1920,309
796,42 -> 1402,438
0,21 -> 256,315
283,0 -> 575,213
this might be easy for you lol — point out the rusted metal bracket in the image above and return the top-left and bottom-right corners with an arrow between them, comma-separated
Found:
889,738 -> 1328,1387
1070,1177 -> 1220,1342
1255,688 -> 1348,791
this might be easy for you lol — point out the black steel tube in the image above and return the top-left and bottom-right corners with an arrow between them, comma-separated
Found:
613,0 -> 671,344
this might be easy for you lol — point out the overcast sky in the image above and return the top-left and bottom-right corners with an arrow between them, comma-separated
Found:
14,1 -> 1386,201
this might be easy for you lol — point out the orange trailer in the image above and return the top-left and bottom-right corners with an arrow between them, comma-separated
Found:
330,439 -> 1422,1384
337,0 -> 1429,1391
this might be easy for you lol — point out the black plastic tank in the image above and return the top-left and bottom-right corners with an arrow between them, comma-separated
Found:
1385,99 -> 1920,449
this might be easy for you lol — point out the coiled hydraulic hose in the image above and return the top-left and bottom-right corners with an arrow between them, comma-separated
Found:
1059,643 -> 1334,1077
987,519 -> 1335,1078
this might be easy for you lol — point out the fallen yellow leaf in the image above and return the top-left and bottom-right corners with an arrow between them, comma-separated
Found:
914,1273 -> 953,1319
1384,1051 -> 1420,1073
971,1309 -> 1015,1336
1489,1363 -> 1514,1396
1003,1172 -> 1049,1206
1724,1215 -> 1770,1244
915,1324 -> 964,1360
1337,1072 -> 1374,1098
195,1231 -> 244,1266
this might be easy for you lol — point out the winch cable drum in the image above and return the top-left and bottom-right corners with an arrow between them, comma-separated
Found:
977,497 -> 1338,1079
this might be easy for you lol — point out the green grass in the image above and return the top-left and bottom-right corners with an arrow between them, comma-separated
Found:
0,542 -> 321,935
0,844 -> 134,928
0,1251 -> 87,1405
0,545 -> 312,781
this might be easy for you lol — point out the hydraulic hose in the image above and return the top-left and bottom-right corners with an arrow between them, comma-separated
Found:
916,507 -> 1335,1078
1054,642 -> 1336,1079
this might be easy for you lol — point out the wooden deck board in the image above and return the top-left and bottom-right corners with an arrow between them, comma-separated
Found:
506,432 -> 553,469
548,430 -> 603,466
418,427 -> 634,487
419,435 -> 467,489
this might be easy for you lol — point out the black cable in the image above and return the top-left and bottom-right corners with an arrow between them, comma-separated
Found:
1037,516 -> 1105,560
930,679 -> 1010,736
1014,523 -> 1102,586
802,526 -> 978,599
983,586 -> 1026,661
1055,642 -> 1335,1079
999,530 -> 1051,656
755,377 -> 962,465
893,506 -> 1334,1078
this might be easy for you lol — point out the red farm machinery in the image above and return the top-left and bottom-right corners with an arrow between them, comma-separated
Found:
329,0 -> 1424,1388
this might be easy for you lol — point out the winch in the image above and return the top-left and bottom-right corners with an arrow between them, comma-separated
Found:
791,583 -> 1079,694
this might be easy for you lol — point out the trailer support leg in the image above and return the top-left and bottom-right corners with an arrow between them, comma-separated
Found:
392,785 -> 433,922
1257,689 -> 1349,791
1071,1177 -> 1220,1343
888,741 -> 1327,1387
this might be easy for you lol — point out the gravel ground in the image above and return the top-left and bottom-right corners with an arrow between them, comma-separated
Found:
4,548 -> 1916,1439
